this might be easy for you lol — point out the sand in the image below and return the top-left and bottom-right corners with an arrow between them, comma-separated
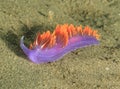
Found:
0,0 -> 120,89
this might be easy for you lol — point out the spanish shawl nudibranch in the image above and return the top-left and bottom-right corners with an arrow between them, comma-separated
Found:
20,24 -> 100,64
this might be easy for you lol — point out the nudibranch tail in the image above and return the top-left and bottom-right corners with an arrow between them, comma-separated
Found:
20,24 -> 100,64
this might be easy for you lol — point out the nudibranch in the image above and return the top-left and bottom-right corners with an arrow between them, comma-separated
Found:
20,24 -> 100,64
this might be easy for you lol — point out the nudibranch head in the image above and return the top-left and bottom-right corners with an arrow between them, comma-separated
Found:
20,24 -> 100,64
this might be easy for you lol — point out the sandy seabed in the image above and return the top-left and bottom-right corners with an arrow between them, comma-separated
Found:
0,0 -> 120,89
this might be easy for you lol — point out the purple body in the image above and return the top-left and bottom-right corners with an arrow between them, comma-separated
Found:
20,35 -> 99,64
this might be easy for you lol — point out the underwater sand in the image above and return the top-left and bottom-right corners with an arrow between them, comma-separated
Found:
0,0 -> 120,89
